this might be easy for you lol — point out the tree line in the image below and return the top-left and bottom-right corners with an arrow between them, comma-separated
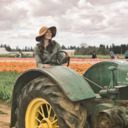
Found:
63,43 -> 128,55
0,44 -> 33,52
0,43 -> 128,55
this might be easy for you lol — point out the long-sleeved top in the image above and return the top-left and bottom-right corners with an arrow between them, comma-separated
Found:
34,40 -> 68,68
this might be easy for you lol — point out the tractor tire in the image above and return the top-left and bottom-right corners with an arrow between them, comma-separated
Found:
94,112 -> 115,128
84,121 -> 91,128
15,77 -> 87,128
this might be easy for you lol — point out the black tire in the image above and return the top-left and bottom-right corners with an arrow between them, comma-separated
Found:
94,113 -> 115,128
84,121 -> 91,128
15,77 -> 87,128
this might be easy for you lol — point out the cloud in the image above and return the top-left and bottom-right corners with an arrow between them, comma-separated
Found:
0,0 -> 128,48
30,0 -> 78,17
86,0 -> 120,5
0,0 -> 29,31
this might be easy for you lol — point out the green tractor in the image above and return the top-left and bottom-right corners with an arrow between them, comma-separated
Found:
10,59 -> 128,128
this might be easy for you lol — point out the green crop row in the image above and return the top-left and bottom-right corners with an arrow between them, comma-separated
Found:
71,54 -> 125,59
0,71 -> 20,102
0,54 -> 126,59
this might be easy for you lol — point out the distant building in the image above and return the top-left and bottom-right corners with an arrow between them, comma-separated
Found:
0,48 -> 10,54
0,47 -> 33,56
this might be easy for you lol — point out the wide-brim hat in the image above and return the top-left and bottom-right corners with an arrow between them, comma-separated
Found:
36,26 -> 57,41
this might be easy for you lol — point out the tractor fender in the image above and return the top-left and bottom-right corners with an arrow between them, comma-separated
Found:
11,66 -> 95,127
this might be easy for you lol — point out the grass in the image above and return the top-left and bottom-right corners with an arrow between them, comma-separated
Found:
0,54 -> 33,58
0,54 -> 16,58
0,54 -> 126,59
0,71 -> 20,102
71,54 -> 125,59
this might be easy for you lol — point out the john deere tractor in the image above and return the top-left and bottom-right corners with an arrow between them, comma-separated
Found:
10,59 -> 128,128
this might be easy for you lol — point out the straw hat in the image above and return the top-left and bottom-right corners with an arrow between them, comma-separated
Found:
36,26 -> 57,41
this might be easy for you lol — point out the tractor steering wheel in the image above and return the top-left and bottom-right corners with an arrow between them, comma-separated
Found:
49,51 -> 70,67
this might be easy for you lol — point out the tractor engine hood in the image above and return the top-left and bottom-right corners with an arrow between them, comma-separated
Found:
83,60 -> 128,100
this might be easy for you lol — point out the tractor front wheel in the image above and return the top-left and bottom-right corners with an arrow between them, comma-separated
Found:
15,77 -> 87,128
94,113 -> 115,128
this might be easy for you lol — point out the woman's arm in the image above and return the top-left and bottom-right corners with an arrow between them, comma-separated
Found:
56,42 -> 70,64
34,45 -> 51,68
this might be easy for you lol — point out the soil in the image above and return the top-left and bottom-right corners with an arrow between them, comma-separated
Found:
0,100 -> 11,128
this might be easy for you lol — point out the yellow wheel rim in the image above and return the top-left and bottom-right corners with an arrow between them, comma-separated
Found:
25,98 -> 59,128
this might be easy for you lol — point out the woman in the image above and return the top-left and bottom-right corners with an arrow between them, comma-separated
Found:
34,26 -> 69,68
92,52 -> 97,59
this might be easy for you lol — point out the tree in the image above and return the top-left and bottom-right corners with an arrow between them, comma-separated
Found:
5,45 -> 11,51
98,44 -> 106,55
62,45 -> 66,49
69,46 -> 76,49
80,43 -> 88,48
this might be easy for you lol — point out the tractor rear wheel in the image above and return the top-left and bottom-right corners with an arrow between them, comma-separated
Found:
15,77 -> 87,128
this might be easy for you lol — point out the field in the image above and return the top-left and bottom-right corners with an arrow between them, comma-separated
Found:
0,71 -> 20,102
0,58 -> 126,127
0,60 -> 93,127
0,54 -> 126,59
71,54 -> 125,59
0,61 -> 93,102
0,55 -> 127,102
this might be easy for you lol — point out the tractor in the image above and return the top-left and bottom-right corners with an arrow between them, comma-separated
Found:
10,55 -> 128,128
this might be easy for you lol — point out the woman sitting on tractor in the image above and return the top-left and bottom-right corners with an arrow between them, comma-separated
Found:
34,26 -> 70,68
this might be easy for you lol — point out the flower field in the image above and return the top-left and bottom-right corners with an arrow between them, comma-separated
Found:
0,62 -> 93,102
0,62 -> 92,74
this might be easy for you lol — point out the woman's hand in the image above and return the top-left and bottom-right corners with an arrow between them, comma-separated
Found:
65,52 -> 70,58
44,64 -> 51,67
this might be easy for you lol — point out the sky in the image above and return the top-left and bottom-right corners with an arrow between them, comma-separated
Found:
0,0 -> 128,49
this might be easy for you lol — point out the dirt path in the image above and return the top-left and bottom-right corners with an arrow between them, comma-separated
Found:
0,101 -> 11,128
